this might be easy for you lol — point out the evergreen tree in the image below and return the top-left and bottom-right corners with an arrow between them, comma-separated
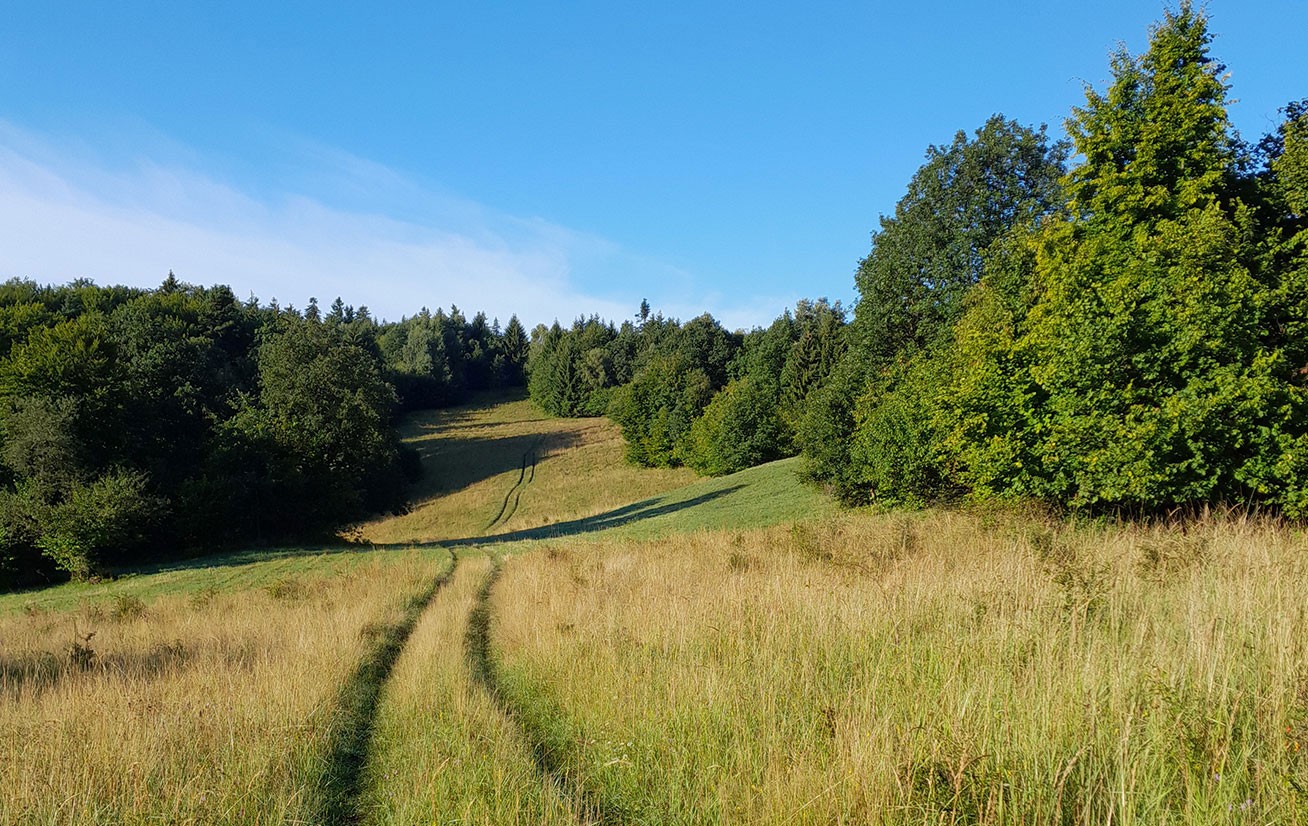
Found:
501,315 -> 529,386
327,296 -> 347,324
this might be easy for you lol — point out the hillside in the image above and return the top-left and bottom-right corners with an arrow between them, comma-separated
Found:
352,392 -> 836,547
3,396 -> 1307,824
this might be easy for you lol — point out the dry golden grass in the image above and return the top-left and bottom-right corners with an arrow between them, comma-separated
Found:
352,397 -> 694,545
489,511 -> 1308,824
358,552 -> 583,825
0,548 -> 449,824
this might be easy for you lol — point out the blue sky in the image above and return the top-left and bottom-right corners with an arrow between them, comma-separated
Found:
1,2 -> 1305,329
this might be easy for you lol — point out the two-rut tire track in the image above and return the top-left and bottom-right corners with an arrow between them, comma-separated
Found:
317,545 -> 621,825
483,436 -> 546,533
314,548 -> 457,825
466,556 -> 627,826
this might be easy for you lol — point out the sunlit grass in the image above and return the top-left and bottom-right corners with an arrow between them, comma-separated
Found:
16,391 -> 1300,822
0,547 -> 449,824
489,511 -> 1308,824
358,552 -> 583,825
352,397 -> 695,545
0,545 -> 390,615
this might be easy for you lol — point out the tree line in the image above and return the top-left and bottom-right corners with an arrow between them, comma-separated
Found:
0,275 -> 527,587
526,298 -> 846,475
5,4 -> 1303,587
529,3 -> 1308,517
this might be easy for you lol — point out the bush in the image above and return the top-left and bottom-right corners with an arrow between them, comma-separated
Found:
682,376 -> 789,476
36,470 -> 163,580
849,356 -> 955,506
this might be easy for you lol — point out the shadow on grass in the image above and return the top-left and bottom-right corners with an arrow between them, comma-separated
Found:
313,549 -> 457,825
96,543 -> 367,581
483,435 -> 547,532
405,430 -> 580,503
411,484 -> 746,550
396,388 -> 532,439
7,483 -> 737,607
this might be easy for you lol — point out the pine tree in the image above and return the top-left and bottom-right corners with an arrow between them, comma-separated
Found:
327,297 -> 346,323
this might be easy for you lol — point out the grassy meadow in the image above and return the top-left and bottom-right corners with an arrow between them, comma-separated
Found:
353,394 -> 696,545
0,547 -> 451,823
3,394 -> 1306,823
357,551 -> 584,825
488,512 -> 1308,824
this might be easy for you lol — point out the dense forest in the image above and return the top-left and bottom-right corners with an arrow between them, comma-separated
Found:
4,4 -> 1305,588
0,277 -> 527,587
530,4 -> 1308,516
526,298 -> 846,474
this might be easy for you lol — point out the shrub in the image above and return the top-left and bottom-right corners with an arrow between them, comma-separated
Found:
36,470 -> 163,580
682,376 -> 789,476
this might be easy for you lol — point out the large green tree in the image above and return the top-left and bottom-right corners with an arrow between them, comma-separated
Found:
851,115 -> 1067,363
1014,1 -> 1273,509
801,116 -> 1065,501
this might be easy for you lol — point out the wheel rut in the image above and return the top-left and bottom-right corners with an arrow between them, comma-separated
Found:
314,548 -> 458,825
465,555 -> 627,826
483,436 -> 546,533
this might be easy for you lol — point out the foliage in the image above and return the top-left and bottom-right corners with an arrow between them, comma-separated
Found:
0,275 -> 507,586
609,352 -> 714,467
34,470 -> 163,580
681,375 -> 788,475
376,305 -> 524,410
527,317 -> 617,417
1013,2 -> 1284,511
799,3 -> 1308,517
798,116 -> 1065,502
679,300 -> 847,476
220,314 -> 407,535
849,115 -> 1067,365
528,301 -> 847,476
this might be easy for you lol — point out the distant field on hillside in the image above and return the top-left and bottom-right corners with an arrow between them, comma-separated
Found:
353,394 -> 697,546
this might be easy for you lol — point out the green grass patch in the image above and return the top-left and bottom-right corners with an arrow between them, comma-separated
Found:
0,545 -> 443,615
603,456 -> 838,538
448,456 -> 839,554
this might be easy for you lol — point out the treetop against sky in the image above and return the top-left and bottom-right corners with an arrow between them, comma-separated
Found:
1,1 -> 1304,329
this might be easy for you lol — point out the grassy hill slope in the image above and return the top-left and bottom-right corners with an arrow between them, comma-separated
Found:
353,394 -> 697,545
1,394 -> 832,612
354,393 -> 833,548
5,395 -> 1308,823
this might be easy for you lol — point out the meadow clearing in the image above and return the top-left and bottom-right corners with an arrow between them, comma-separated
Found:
1,395 -> 1305,824
490,513 -> 1308,824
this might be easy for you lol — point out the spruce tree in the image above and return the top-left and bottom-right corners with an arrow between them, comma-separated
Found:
501,315 -> 529,386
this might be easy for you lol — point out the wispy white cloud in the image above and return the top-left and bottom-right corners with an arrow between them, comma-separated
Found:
0,123 -> 795,330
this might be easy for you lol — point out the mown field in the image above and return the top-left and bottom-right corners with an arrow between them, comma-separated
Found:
2,396 -> 1306,824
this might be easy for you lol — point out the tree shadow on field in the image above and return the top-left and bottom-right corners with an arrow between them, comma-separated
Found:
406,485 -> 746,549
403,430 -> 580,503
